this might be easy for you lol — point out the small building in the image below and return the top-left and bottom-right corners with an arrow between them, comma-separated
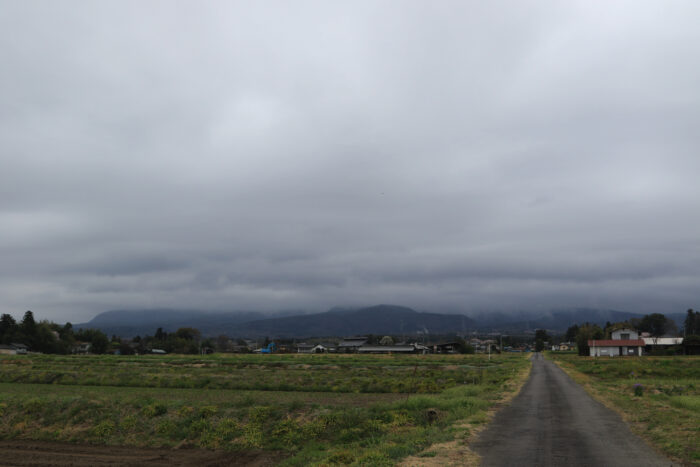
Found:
551,343 -> 573,351
642,336 -> 683,354
296,343 -> 314,353
642,337 -> 683,346
0,345 -> 17,355
589,329 -> 644,357
151,348 -> 167,354
432,342 -> 461,354
358,343 -> 429,354
338,337 -> 368,353
296,343 -> 331,353
10,343 -> 28,355
72,342 -> 91,354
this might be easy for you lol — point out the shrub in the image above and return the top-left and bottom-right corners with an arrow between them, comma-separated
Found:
155,419 -> 177,436
271,418 -> 301,447
243,424 -> 263,448
214,418 -> 240,441
93,420 -> 115,438
248,406 -> 273,425
142,403 -> 167,418
323,449 -> 355,464
119,415 -> 138,431
199,406 -> 217,418
23,398 -> 46,414
188,418 -> 211,437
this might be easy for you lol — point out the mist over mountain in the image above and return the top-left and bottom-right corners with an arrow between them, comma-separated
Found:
75,309 -> 301,338
228,305 -> 475,338
471,309 -> 643,333
76,305 -> 686,339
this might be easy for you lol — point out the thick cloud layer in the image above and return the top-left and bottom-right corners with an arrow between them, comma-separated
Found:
2,1 -> 699,322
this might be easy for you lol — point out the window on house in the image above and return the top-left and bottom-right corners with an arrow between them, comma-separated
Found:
620,333 -> 630,340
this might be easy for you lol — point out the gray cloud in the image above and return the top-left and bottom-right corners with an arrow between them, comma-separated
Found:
1,1 -> 699,322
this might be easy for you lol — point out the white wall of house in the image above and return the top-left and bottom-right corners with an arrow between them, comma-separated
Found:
611,329 -> 639,340
590,345 -> 642,357
642,337 -> 683,346
590,346 -> 619,357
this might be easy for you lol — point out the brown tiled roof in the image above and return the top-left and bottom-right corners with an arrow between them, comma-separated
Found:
588,339 -> 645,346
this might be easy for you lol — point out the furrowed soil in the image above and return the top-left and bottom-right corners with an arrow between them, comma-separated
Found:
0,440 -> 284,466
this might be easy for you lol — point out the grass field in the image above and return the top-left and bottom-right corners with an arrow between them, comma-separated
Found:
548,353 -> 700,467
0,353 -> 531,466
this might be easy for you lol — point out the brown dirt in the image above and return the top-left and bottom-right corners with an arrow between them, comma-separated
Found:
0,440 -> 285,467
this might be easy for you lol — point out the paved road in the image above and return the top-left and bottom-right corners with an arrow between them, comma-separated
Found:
472,353 -> 676,467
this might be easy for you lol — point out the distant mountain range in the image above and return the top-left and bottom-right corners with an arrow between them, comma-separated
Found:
76,305 -> 686,338
75,309 -> 289,338
227,305 -> 476,338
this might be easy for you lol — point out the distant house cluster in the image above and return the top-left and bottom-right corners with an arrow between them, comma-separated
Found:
294,337 -> 466,354
550,342 -> 574,352
468,338 -> 498,353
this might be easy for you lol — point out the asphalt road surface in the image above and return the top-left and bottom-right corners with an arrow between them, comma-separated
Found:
472,353 -> 676,467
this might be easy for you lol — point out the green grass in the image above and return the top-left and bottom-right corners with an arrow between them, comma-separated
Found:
548,353 -> 700,466
0,353 -> 510,393
0,353 -> 530,465
670,396 -> 700,411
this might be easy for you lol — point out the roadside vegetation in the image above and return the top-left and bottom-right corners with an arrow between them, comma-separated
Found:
548,353 -> 700,466
0,353 -> 530,465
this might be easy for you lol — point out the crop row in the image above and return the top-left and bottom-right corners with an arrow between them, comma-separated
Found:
0,354 -> 519,394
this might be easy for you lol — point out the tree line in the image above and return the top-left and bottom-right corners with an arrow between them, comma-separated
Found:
0,311 -> 110,354
0,311 -> 208,355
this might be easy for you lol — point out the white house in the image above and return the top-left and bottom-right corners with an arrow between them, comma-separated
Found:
296,343 -> 331,354
296,343 -> 315,353
358,343 -> 429,354
588,328 -> 644,357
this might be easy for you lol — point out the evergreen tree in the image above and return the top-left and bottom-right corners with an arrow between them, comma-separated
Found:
575,323 -> 604,356
20,310 -> 37,347
639,313 -> 676,338
684,309 -> 699,336
0,314 -> 18,344
90,331 -> 109,354
564,324 -> 579,342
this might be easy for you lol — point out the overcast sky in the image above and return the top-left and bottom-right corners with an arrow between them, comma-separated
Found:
2,1 -> 699,322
